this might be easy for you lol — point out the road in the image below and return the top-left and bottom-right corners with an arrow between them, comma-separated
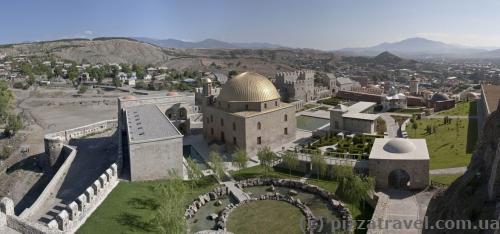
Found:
380,113 -> 399,138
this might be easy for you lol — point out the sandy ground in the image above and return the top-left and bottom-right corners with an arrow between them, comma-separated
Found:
0,86 -> 123,214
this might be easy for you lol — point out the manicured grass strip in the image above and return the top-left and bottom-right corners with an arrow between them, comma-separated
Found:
431,173 -> 462,185
407,118 -> 477,169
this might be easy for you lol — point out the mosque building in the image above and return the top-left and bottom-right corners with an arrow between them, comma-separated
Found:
201,72 -> 296,154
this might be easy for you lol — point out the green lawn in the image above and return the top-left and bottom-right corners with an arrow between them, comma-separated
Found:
77,177 -> 218,234
227,200 -> 304,234
431,173 -> 463,185
232,166 -> 373,231
436,101 -> 477,116
80,166 -> 373,234
407,118 -> 477,169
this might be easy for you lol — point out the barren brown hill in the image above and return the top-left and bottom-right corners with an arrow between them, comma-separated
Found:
0,38 -> 343,75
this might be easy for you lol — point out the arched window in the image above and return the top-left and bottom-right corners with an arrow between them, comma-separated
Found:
257,122 -> 261,130
284,114 -> 288,121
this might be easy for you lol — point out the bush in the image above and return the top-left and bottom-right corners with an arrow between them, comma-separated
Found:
0,146 -> 12,160
13,82 -> 26,89
78,85 -> 88,94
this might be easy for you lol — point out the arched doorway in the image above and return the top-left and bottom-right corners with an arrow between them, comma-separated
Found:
388,169 -> 411,189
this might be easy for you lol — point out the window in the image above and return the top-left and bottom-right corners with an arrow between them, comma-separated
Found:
233,137 -> 237,145
284,114 -> 288,121
211,128 -> 214,135
220,118 -> 224,126
206,117 -> 209,123
233,122 -> 236,131
210,115 -> 213,123
284,127 -> 288,135
221,131 -> 225,142
275,101 -> 278,106
257,137 -> 261,145
257,122 -> 261,130
227,103 -> 230,109
245,104 -> 249,110
264,103 -> 267,109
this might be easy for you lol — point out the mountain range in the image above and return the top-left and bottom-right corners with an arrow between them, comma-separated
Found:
338,37 -> 500,58
134,37 -> 285,49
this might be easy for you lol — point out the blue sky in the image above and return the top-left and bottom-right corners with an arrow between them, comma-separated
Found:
1,0 -> 500,49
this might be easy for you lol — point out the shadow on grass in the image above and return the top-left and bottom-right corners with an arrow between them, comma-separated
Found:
115,212 -> 155,232
466,119 -> 478,154
128,197 -> 159,210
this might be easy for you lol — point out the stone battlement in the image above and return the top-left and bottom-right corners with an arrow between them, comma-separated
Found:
47,163 -> 118,232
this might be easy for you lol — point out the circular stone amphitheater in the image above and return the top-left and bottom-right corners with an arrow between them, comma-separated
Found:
184,178 -> 353,234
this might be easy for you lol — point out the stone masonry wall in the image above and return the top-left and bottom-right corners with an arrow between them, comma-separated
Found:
46,163 -> 119,233
20,145 -> 78,219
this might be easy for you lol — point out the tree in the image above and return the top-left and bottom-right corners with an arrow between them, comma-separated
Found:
186,158 -> 203,190
232,149 -> 248,170
0,81 -> 13,121
153,172 -> 188,234
332,165 -> 354,181
257,147 -> 277,176
209,151 -> 225,181
67,65 -> 78,80
134,80 -> 147,89
4,114 -> 22,137
26,74 -> 36,86
282,151 -> 299,176
337,175 -> 374,211
311,153 -> 327,179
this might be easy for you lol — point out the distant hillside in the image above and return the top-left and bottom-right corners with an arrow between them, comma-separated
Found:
373,51 -> 403,64
338,37 -> 488,58
0,38 -> 171,64
134,37 -> 285,49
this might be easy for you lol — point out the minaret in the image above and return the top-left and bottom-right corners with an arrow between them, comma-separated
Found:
202,78 -> 213,97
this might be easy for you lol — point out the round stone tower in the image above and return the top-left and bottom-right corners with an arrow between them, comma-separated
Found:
43,135 -> 65,168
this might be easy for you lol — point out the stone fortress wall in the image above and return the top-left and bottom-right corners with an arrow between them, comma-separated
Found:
1,120 -> 120,234
46,163 -> 118,232
19,145 -> 77,219
0,164 -> 118,234
44,119 -> 118,168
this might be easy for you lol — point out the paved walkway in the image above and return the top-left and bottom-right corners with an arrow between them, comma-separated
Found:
222,181 -> 251,203
429,167 -> 467,175
372,189 -> 420,234
380,113 -> 399,138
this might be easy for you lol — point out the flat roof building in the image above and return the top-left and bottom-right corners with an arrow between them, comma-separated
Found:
330,101 -> 380,134
125,104 -> 183,181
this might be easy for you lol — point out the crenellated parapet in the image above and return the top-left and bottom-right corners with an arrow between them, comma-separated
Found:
47,163 -> 118,232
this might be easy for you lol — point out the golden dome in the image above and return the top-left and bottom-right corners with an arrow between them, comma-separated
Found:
218,72 -> 280,102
